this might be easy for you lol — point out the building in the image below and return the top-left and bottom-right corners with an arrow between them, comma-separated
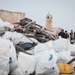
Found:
46,12 -> 53,29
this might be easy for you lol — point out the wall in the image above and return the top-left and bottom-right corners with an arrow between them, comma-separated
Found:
0,10 -> 25,23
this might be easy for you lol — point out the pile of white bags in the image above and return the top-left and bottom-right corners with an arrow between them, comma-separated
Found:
1,18 -> 75,75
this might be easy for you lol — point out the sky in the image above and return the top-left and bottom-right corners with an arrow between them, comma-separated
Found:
0,0 -> 75,32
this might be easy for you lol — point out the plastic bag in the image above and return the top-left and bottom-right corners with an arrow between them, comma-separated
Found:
35,51 -> 59,75
9,41 -> 24,75
0,38 -> 11,75
18,52 -> 35,75
3,31 -> 33,44
53,38 -> 70,52
34,41 -> 59,75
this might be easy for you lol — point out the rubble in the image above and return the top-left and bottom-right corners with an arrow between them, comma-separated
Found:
12,18 -> 60,43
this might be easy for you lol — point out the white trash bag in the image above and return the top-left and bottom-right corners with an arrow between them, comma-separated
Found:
9,42 -> 24,75
18,52 -> 35,75
34,41 -> 58,63
35,53 -> 59,75
0,38 -> 11,75
3,31 -> 33,44
53,38 -> 70,52
56,51 -> 73,63
34,41 -> 54,55
34,41 -> 59,75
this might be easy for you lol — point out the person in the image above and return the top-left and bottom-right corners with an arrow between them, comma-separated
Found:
70,30 -> 74,44
65,30 -> 69,39
74,31 -> 75,39
58,29 -> 67,39
74,31 -> 75,43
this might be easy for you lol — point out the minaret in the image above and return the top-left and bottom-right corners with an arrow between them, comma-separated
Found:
46,12 -> 53,29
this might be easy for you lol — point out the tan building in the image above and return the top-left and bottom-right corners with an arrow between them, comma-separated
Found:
46,12 -> 53,29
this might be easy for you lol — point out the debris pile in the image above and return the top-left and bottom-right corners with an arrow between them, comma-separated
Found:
0,17 -> 75,75
13,18 -> 59,43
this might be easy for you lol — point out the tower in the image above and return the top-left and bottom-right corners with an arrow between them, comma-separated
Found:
46,12 -> 53,29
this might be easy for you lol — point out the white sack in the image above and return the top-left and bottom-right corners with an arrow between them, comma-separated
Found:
56,51 -> 73,63
3,31 -> 33,44
0,37 -> 23,75
0,38 -> 11,75
34,41 -> 57,63
68,44 -> 75,58
36,63 -> 59,75
34,41 -> 59,75
34,41 -> 53,55
68,44 -> 75,51
10,41 -> 17,60
2,31 -> 12,39
35,51 -> 59,75
9,41 -> 24,75
18,52 -> 35,75
53,38 -> 70,52
68,44 -> 75,67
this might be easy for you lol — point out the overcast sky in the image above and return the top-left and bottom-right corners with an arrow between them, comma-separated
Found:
0,0 -> 75,32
